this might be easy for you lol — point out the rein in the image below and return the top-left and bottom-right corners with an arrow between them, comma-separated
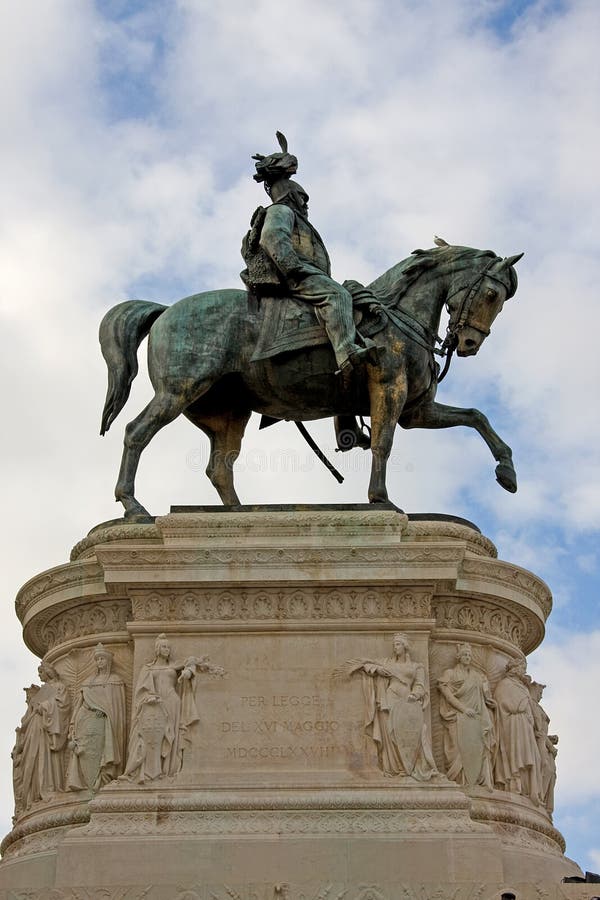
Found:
381,256 -> 508,386
442,258 -> 511,352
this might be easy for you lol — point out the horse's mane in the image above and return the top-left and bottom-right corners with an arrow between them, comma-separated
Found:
368,244 -> 518,306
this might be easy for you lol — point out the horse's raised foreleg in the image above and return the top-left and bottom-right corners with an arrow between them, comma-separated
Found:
187,409 -> 251,505
400,401 -> 517,492
367,374 -> 407,503
115,391 -> 189,519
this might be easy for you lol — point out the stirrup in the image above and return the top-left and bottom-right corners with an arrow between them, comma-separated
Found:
335,343 -> 379,375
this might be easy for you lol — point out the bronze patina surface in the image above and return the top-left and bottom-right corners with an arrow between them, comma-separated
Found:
99,134 -> 523,518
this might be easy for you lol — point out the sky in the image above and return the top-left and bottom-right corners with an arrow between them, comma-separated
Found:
0,0 -> 598,874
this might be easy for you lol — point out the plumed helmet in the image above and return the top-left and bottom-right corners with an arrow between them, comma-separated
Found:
252,131 -> 298,193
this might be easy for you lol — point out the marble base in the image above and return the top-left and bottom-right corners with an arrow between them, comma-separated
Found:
0,507 -> 589,898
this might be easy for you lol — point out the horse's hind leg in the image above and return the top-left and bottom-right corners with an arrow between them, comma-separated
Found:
115,390 -> 189,519
187,408 -> 251,505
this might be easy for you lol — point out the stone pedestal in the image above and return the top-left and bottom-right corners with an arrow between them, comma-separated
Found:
0,507 -> 591,899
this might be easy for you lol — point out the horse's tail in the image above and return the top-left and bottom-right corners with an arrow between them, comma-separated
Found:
99,300 -> 167,435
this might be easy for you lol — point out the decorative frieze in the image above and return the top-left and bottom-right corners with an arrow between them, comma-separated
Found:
130,588 -> 433,623
24,598 -> 132,655
96,545 -> 464,570
78,808 -> 485,837
432,597 -> 539,650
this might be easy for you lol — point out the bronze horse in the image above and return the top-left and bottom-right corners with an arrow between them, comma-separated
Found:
100,241 -> 522,518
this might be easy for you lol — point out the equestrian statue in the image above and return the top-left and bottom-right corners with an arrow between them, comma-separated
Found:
99,132 -> 523,519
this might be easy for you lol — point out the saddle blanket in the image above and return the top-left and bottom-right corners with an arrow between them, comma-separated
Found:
250,296 -> 331,362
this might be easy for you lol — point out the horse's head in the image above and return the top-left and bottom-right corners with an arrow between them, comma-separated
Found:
445,251 -> 523,356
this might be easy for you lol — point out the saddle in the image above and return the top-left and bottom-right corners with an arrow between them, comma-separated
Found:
249,281 -> 386,363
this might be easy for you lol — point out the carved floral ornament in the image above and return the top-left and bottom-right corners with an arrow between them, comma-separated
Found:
25,599 -> 132,656
130,587 -> 433,623
432,598 -> 542,652
0,885 -> 549,900
94,544 -> 466,570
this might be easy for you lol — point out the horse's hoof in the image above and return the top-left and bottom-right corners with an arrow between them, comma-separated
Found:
124,512 -> 154,523
368,493 -> 389,503
123,502 -> 152,522
495,463 -> 517,493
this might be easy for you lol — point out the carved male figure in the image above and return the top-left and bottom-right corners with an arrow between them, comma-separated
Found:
66,643 -> 127,792
493,658 -> 542,805
12,662 -> 70,810
437,642 -> 496,789
528,680 -> 558,815
336,633 -> 438,780
243,132 -> 376,374
121,634 -> 224,783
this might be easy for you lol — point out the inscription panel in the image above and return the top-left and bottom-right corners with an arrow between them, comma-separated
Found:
128,632 -> 432,783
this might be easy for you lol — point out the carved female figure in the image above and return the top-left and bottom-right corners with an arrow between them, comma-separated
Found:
338,633 -> 437,780
493,658 -> 542,805
14,662 -> 70,809
12,685 -> 40,815
122,634 -> 223,783
528,680 -> 558,815
437,643 -> 496,789
66,644 -> 126,791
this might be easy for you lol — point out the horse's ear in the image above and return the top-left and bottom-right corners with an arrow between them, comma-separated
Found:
501,252 -> 524,269
276,131 -> 288,153
434,235 -> 450,247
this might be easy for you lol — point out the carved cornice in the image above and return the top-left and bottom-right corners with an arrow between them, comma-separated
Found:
1,806 -> 90,857
470,796 -> 565,852
16,561 -> 104,624
156,510 -> 409,538
459,557 -> 552,619
89,787 -> 472,813
131,587 -> 433,623
70,523 -> 161,561
406,520 -> 497,558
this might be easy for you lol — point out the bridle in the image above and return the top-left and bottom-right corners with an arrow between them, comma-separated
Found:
441,257 -> 512,355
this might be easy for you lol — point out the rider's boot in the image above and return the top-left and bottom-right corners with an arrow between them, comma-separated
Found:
314,296 -> 380,373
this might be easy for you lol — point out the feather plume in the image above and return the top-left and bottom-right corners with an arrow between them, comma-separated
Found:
276,131 -> 288,153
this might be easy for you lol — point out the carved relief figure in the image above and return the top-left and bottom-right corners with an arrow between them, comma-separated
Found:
335,633 -> 438,780
437,643 -> 496,789
493,658 -> 542,805
528,680 -> 558,815
12,662 -> 70,810
11,684 -> 40,815
121,634 -> 224,783
66,643 -> 127,791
